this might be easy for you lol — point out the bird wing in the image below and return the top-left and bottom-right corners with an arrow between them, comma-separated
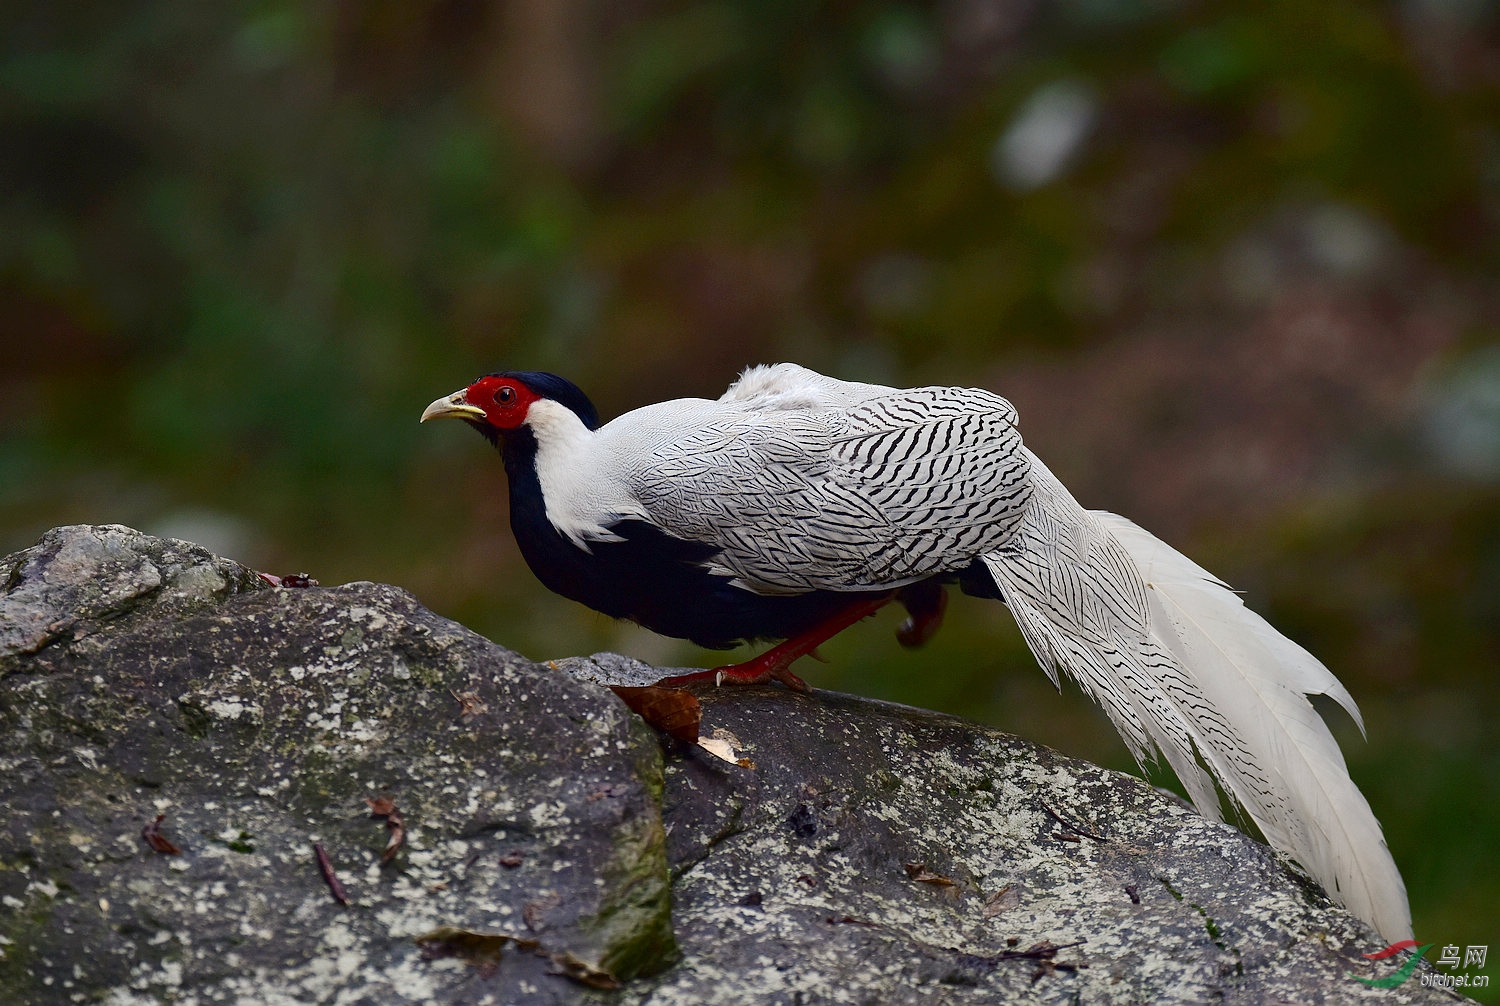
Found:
627,384 -> 1032,594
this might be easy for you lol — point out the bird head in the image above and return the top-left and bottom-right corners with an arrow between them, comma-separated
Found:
420,371 -> 600,444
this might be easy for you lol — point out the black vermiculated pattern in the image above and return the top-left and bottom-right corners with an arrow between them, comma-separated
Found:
631,387 -> 1031,594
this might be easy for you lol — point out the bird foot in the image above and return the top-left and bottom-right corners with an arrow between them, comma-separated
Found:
718,658 -> 811,691
655,658 -> 809,692
653,593 -> 894,693
895,582 -> 948,648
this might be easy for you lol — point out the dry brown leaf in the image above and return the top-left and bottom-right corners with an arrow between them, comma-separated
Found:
366,796 -> 406,862
415,926 -> 531,969
449,688 -> 488,718
983,883 -> 1021,918
523,892 -> 561,932
903,862 -> 956,886
549,950 -> 622,990
414,926 -> 620,990
141,814 -> 181,855
609,685 -> 701,743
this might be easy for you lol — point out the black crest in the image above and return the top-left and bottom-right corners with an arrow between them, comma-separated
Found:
495,371 -> 601,431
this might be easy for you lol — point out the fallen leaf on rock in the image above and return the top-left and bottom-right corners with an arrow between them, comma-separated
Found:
609,685 -> 701,743
449,688 -> 488,718
416,926 -> 533,969
825,914 -> 878,927
141,814 -> 181,855
415,926 -> 620,990
366,796 -> 405,862
697,736 -> 738,764
523,892 -> 561,932
983,884 -> 1021,918
904,862 -> 956,886
548,950 -> 622,990
699,727 -> 756,768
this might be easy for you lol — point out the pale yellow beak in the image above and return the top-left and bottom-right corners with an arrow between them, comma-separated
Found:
420,389 -> 487,423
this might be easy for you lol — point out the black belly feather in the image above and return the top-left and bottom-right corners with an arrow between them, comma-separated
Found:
526,515 -> 860,649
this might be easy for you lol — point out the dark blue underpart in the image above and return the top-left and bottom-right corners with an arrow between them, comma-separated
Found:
491,406 -> 1002,648
529,515 -> 864,649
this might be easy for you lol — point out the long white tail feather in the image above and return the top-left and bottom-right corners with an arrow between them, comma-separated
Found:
982,451 -> 1412,942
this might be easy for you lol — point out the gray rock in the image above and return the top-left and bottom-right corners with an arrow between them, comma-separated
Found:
0,526 -> 673,1004
0,526 -> 1464,1004
0,524 -> 265,664
564,654 -> 1465,1005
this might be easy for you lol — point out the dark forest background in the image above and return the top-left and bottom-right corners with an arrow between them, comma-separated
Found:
2,1 -> 1497,981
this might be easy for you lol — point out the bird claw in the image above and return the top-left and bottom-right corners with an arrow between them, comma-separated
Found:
896,617 -> 918,644
895,583 -> 947,648
770,665 -> 811,692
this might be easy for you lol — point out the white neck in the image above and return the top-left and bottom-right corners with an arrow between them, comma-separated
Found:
526,400 -> 638,549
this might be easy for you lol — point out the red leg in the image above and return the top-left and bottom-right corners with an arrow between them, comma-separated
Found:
895,581 -> 947,648
656,593 -> 895,692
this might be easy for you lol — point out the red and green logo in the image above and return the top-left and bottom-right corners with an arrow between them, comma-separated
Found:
1349,940 -> 1434,989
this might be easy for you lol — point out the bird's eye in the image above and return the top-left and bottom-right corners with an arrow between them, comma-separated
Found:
496,386 -> 516,405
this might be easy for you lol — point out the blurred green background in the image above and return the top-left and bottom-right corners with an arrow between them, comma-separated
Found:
2,0 -> 1497,985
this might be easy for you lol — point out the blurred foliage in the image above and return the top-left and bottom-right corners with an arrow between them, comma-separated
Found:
2,0 -> 1498,983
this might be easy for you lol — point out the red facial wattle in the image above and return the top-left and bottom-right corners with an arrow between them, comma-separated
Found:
465,375 -> 540,430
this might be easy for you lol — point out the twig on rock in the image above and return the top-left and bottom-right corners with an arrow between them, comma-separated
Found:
1039,801 -> 1108,842
313,842 -> 349,906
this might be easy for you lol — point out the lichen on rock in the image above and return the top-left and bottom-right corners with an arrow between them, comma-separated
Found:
0,527 -> 1463,1004
0,525 -> 674,1004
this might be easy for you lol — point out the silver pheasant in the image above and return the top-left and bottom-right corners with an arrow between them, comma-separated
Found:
421,361 -> 1413,942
